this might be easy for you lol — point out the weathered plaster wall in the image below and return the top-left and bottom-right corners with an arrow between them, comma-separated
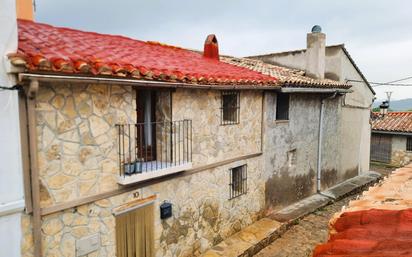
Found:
391,135 -> 412,166
263,93 -> 341,212
337,47 -> 374,177
22,85 -> 265,257
253,46 -> 374,179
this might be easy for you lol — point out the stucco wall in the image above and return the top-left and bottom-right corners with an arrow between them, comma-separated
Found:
0,1 -> 24,257
263,92 -> 341,212
22,85 -> 265,257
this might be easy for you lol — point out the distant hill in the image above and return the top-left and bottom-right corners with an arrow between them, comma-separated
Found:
373,98 -> 412,111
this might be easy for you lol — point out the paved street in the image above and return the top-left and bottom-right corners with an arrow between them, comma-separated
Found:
254,195 -> 357,257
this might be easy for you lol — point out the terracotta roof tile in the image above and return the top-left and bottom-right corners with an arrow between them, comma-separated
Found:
11,19 -> 278,87
220,55 -> 350,89
372,112 -> 412,133
313,165 -> 412,257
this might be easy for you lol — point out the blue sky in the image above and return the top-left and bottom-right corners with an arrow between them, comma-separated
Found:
35,0 -> 412,101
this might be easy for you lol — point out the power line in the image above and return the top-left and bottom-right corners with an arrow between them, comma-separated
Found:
347,79 -> 412,87
385,76 -> 412,84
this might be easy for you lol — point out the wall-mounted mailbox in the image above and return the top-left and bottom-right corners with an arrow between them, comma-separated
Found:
160,201 -> 172,219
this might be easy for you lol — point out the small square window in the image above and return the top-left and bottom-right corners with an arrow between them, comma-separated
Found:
229,164 -> 247,199
276,93 -> 289,120
407,137 -> 412,151
221,91 -> 240,125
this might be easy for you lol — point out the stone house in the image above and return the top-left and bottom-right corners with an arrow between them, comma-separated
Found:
4,3 -> 374,257
371,112 -> 412,166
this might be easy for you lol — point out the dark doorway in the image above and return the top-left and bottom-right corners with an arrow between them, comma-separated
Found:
136,89 -> 157,161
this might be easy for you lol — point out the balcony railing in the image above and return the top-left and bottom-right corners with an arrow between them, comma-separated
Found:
116,120 -> 192,184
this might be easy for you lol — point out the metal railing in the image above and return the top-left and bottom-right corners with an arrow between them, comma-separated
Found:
116,120 -> 192,177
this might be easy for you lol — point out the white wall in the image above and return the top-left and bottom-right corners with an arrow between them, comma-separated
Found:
0,0 -> 24,256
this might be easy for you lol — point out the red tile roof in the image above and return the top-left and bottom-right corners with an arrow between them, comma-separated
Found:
313,208 -> 412,257
313,165 -> 412,257
10,19 -> 278,87
372,112 -> 412,133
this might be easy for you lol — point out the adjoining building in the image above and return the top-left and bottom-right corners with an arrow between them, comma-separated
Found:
371,112 -> 412,166
248,39 -> 376,184
2,1 -> 375,256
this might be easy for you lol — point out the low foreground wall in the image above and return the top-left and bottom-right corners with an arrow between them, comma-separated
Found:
313,164 -> 412,256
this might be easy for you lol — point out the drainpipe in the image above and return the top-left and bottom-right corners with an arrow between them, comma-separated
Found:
317,91 -> 338,192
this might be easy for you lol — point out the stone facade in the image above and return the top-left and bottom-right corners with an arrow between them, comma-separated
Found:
36,83 -> 136,207
22,84 -> 265,257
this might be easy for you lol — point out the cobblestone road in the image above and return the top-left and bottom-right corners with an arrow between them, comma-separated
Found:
254,195 -> 358,257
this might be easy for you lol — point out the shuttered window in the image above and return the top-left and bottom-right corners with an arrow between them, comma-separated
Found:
115,203 -> 154,257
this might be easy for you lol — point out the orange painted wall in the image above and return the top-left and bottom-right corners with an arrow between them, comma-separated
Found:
16,0 -> 34,21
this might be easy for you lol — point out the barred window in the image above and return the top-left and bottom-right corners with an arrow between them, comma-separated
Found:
221,91 -> 240,125
229,164 -> 247,199
276,93 -> 289,120
407,137 -> 412,151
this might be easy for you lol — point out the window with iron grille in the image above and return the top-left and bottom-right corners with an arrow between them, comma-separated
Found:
276,93 -> 289,120
407,137 -> 412,151
221,91 -> 240,125
229,164 -> 247,199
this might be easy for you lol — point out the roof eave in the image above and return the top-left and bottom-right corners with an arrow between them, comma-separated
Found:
280,84 -> 352,94
372,130 -> 412,136
17,72 -> 281,90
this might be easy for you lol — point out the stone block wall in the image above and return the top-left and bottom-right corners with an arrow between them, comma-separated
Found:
22,84 -> 266,257
391,135 -> 412,166
172,89 -> 262,166
36,83 -> 136,207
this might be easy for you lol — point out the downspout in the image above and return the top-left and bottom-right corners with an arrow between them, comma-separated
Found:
317,91 -> 338,192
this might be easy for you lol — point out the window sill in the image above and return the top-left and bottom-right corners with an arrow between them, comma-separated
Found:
275,120 -> 289,124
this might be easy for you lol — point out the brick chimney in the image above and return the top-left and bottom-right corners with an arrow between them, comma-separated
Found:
16,0 -> 34,20
203,34 -> 219,61
306,25 -> 325,79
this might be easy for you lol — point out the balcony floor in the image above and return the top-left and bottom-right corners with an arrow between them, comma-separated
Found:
118,161 -> 192,185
